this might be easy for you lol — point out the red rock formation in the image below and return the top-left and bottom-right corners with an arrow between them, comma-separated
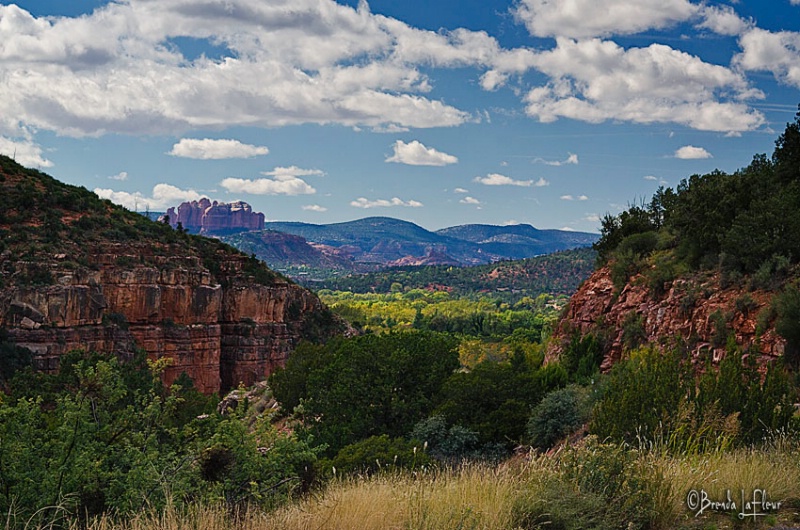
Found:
546,266 -> 785,371
163,199 -> 265,235
1,243 -> 334,394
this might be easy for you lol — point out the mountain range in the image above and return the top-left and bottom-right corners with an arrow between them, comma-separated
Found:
222,217 -> 597,277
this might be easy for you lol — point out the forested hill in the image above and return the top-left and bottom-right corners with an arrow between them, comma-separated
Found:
548,107 -> 800,369
313,247 -> 595,299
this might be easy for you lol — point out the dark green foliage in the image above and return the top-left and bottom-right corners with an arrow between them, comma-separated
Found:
0,330 -> 33,387
775,284 -> 800,367
591,347 -> 688,444
410,415 -> 480,462
621,312 -> 647,351
322,435 -> 431,476
560,333 -> 604,384
0,351 -> 316,525
526,385 -> 591,450
435,356 -> 566,448
592,347 -> 795,447
594,107 -> 800,280
270,332 -> 459,455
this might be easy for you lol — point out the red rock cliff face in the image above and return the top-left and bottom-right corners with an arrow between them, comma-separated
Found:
547,266 -> 785,371
164,199 -> 265,235
1,243 -> 332,394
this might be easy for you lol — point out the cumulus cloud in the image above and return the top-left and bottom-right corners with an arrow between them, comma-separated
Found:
535,153 -> 579,166
0,137 -> 53,168
735,28 -> 800,88
643,175 -> 659,180
262,166 -> 325,178
351,197 -> 423,208
514,0 -> 699,39
585,213 -> 601,222
454,187 -> 469,193
0,1 -> 526,138
94,183 -> 203,210
385,140 -> 458,166
460,196 -> 481,205
674,145 -> 713,159
698,5 -> 751,36
168,138 -> 269,159
560,194 -> 589,201
220,175 -> 316,195
302,204 -> 327,212
523,38 -> 765,133
559,226 -> 576,231
108,171 -> 128,181
474,173 -> 545,187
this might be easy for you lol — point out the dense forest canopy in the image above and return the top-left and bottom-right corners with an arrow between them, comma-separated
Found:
594,107 -> 800,276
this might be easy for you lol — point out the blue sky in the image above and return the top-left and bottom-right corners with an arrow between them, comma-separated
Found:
3,1 -> 800,231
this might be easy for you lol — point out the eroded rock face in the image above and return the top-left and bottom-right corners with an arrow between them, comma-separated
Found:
546,267 -> 785,371
1,244 -> 332,394
163,199 -> 265,236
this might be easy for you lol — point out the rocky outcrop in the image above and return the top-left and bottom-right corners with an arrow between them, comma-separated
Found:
163,199 -> 265,235
1,243 -> 334,394
547,267 -> 785,371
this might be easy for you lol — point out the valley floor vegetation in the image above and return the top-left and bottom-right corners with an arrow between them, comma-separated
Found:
7,111 -> 800,529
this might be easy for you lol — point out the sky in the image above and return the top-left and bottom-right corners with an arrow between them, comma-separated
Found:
2,1 -> 800,232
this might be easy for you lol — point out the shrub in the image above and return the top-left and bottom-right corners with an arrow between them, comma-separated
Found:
526,385 -> 591,450
774,284 -> 800,367
411,415 -> 480,462
322,435 -> 431,476
621,312 -> 647,351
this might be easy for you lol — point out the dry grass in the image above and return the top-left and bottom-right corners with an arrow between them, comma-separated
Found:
65,443 -> 800,530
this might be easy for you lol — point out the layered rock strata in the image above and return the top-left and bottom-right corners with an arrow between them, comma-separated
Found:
1,244 -> 327,394
547,266 -> 785,371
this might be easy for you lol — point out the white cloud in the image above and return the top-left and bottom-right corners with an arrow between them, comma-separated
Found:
454,187 -> 469,194
535,153 -> 579,166
94,183 -> 203,210
168,138 -> 269,159
108,171 -> 128,181
578,194 -> 589,201
524,38 -> 765,133
501,219 -> 521,226
585,213 -> 601,222
351,197 -> 423,208
560,226 -> 576,231
220,175 -> 316,195
735,28 -> 800,88
474,173 -> 536,187
698,5 -> 751,36
262,166 -> 325,178
674,145 -> 713,159
385,140 -> 458,166
643,175 -> 659,180
0,137 -> 53,168
560,195 -> 575,201
514,0 -> 699,39
460,196 -> 481,205
533,177 -> 550,187
0,1 -> 524,137
302,204 -> 327,212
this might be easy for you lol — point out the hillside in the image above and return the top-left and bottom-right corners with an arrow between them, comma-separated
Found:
259,217 -> 597,268
436,223 -> 598,260
0,156 -> 341,393
316,247 -> 596,300
548,109 -> 800,372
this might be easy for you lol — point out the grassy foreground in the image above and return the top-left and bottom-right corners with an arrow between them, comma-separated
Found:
61,438 -> 800,530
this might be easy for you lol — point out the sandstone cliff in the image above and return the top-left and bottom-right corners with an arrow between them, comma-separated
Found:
0,156 -> 339,394
546,266 -> 785,371
163,199 -> 265,236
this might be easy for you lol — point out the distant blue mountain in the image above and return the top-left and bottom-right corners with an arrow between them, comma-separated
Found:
257,216 -> 598,267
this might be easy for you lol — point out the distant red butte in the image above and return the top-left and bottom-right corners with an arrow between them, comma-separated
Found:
162,199 -> 265,236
